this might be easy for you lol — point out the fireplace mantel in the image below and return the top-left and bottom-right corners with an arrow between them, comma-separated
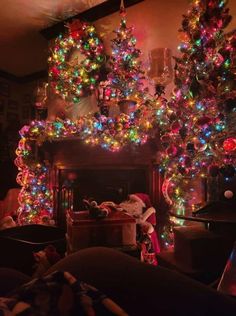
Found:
42,138 -> 158,169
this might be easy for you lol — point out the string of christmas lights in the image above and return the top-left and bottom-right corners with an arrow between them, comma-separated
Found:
14,97 -> 165,223
15,127 -> 53,224
15,14 -> 165,223
158,0 -> 236,247
108,6 -> 145,101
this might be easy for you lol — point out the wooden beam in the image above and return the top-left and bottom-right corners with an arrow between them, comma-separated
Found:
0,0 -> 144,81
40,0 -> 144,40
0,69 -> 47,83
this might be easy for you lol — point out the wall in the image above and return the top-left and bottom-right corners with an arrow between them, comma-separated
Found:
0,77 -> 45,198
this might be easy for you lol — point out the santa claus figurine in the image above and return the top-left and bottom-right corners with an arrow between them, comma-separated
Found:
119,193 -> 155,233
119,193 -> 160,262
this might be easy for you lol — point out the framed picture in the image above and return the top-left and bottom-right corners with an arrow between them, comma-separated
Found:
0,99 -> 5,114
8,100 -> 18,112
0,81 -> 10,97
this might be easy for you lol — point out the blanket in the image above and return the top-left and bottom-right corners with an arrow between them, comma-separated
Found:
0,270 -> 128,316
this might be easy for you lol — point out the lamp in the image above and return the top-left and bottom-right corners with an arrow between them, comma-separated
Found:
148,48 -> 173,96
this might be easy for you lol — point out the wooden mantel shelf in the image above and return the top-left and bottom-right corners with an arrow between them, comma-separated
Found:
41,138 -> 158,169
39,137 -> 163,207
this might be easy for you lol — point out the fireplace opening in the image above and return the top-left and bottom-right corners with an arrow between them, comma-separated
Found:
55,168 -> 149,228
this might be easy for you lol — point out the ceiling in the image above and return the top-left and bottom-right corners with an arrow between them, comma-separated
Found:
0,0 -> 235,77
0,0 -> 106,76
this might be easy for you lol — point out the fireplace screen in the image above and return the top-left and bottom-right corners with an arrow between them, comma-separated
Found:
55,168 -> 149,228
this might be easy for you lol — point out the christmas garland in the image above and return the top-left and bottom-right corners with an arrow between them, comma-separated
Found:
18,101 -> 160,151
15,134 -> 53,225
15,99 -> 163,223
48,20 -> 105,103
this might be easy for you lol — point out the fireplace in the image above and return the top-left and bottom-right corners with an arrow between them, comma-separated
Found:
55,167 -> 149,227
41,138 -> 162,228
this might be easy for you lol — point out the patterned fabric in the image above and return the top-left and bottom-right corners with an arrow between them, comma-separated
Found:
0,271 -> 128,316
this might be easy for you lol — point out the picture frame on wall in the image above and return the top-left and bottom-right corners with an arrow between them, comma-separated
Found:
0,81 -> 10,97
8,100 -> 18,112
0,99 -> 5,114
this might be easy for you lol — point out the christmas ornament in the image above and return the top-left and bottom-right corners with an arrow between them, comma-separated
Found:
223,137 -> 236,152
224,190 -> 234,199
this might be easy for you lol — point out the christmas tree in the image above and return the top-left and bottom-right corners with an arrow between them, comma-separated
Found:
108,5 -> 145,101
159,0 -> 236,214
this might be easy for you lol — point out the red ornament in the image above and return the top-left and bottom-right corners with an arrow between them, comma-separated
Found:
166,145 -> 178,157
70,30 -> 82,39
68,20 -> 83,32
51,66 -> 60,77
171,121 -> 181,133
223,137 -> 236,152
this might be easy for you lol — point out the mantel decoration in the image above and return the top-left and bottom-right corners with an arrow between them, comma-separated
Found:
15,97 -> 164,224
15,135 -> 53,225
48,20 -> 105,104
15,9 -> 167,224
108,0 -> 145,114
14,0 -> 236,230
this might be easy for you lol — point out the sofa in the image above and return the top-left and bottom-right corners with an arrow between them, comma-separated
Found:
1,247 -> 236,316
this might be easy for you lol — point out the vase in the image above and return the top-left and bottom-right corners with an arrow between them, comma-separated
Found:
118,100 -> 137,114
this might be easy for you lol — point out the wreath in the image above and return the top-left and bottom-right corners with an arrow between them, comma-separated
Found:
48,20 -> 105,103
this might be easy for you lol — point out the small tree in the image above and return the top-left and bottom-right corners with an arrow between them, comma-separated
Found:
108,7 -> 145,100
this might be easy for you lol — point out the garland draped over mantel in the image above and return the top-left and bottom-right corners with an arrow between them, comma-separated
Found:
15,97 -> 164,224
